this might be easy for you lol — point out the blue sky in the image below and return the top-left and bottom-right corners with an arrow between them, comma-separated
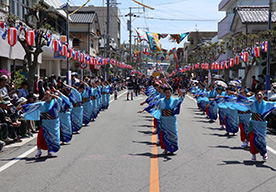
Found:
61,0 -> 225,49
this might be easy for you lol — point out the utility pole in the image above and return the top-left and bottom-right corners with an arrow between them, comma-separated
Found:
266,0 -> 272,90
129,7 -> 132,69
126,2 -> 153,75
105,0 -> 110,80
66,0 -> 70,85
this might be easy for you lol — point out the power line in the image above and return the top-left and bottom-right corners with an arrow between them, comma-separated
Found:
120,15 -> 219,22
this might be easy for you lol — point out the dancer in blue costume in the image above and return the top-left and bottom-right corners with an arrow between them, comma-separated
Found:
53,87 -> 73,144
79,81 -> 93,125
237,89 -> 253,148
95,84 -> 100,115
140,83 -> 163,136
207,87 -> 224,122
96,80 -> 103,112
102,81 -> 111,110
193,83 -> 208,113
106,82 -> 112,108
217,88 -> 230,130
138,87 -> 184,155
90,82 -> 98,120
64,83 -> 83,134
233,90 -> 276,161
223,93 -> 239,136
205,85 -> 217,120
21,91 -> 62,158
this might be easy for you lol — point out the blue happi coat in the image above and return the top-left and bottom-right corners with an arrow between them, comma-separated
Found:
69,88 -> 83,132
23,98 -> 62,153
145,96 -> 184,153
59,93 -> 72,143
234,95 -> 276,155
90,87 -> 98,119
82,85 -> 93,125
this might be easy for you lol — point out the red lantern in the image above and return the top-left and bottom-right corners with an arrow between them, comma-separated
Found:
214,62 -> 218,70
52,39 -> 59,52
235,56 -> 240,65
26,30 -> 35,46
79,53 -> 84,62
243,52 -> 248,62
73,50 -> 79,61
220,61 -> 224,70
8,27 -> 17,46
225,61 -> 229,69
83,54 -> 87,64
60,44 -> 67,57
229,58 -> 234,67
67,47 -> 72,58
211,63 -> 214,70
254,46 -> 260,58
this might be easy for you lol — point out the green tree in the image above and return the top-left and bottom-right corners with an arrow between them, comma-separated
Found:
6,0 -> 55,92
226,33 -> 259,88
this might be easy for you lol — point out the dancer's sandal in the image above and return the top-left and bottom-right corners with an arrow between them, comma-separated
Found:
35,151 -> 42,159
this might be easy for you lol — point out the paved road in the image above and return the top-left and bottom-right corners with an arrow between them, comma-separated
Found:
1,93 -> 276,192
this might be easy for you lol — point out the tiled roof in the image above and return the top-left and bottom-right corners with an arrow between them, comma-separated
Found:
70,12 -> 96,23
237,6 -> 276,23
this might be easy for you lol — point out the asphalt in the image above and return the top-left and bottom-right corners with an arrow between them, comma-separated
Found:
1,93 -> 276,192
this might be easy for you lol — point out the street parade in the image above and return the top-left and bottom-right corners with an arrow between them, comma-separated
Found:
2,0 -> 276,192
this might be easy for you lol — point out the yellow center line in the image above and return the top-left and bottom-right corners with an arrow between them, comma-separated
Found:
150,119 -> 160,192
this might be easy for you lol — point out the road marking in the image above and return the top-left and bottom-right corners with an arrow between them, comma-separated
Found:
150,119 -> 160,192
109,90 -> 127,103
186,94 -> 197,102
0,90 -> 127,173
0,147 -> 36,173
267,146 -> 276,156
187,94 -> 276,157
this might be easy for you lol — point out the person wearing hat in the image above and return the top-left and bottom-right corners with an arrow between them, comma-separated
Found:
0,100 -> 21,143
12,97 -> 30,138
0,101 -> 12,145
6,100 -> 22,142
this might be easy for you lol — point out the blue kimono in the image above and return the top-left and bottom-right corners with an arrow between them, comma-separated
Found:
234,95 -> 276,155
145,96 -> 184,153
224,96 -> 239,133
23,98 -> 62,153
102,86 -> 109,109
69,88 -> 83,132
216,92 -> 227,126
145,86 -> 155,96
82,85 -> 93,125
59,93 -> 72,143
90,87 -> 98,119
97,86 -> 102,112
